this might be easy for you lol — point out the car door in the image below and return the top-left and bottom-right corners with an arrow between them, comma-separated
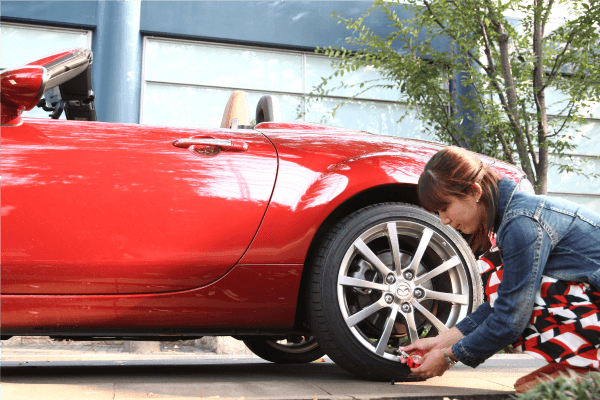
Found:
1,119 -> 277,294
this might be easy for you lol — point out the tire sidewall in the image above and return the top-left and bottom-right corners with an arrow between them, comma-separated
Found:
243,338 -> 325,364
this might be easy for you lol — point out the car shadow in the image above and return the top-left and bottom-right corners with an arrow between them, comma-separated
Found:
1,359 -> 354,382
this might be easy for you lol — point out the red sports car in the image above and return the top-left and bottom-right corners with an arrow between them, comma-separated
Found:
1,48 -> 529,381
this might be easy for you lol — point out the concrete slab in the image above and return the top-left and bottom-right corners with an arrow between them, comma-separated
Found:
113,382 -> 333,399
1,340 -> 552,400
1,383 -> 116,400
1,356 -> 548,400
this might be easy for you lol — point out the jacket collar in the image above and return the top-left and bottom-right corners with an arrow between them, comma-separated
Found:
497,177 -> 519,231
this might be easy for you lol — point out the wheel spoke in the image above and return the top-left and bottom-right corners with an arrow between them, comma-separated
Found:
414,256 -> 461,286
346,299 -> 387,327
339,276 -> 389,292
424,289 -> 468,305
375,303 -> 399,355
412,300 -> 448,333
404,309 -> 419,343
386,222 -> 402,273
353,238 -> 393,277
407,228 -> 433,273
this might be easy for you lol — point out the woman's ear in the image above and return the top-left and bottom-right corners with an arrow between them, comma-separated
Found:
472,183 -> 483,202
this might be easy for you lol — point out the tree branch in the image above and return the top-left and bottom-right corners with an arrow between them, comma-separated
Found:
552,100 -> 577,137
521,103 -> 538,167
548,100 -> 575,124
458,61 -> 516,163
541,0 -> 555,34
541,1 -> 600,91
472,0 -> 497,75
548,69 -> 589,130
541,23 -> 578,90
432,82 -> 468,148
485,0 -> 535,182
531,0 -> 551,193
422,1 -> 490,72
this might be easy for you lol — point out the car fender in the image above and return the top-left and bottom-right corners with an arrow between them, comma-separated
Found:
297,151 -> 423,212
239,146 -> 437,265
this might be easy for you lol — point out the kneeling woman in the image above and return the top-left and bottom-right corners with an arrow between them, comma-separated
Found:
400,146 -> 600,390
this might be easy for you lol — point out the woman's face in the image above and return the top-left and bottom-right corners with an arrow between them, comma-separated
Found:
437,185 -> 482,234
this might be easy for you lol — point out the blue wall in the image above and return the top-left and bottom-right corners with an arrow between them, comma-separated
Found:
140,1 -> 390,50
1,1 -> 448,122
2,1 -> 398,50
1,1 -> 98,28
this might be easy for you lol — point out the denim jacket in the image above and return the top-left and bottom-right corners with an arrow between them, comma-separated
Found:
452,177 -> 600,368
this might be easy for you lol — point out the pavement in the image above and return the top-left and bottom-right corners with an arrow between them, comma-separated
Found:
1,340 -> 224,362
0,340 -> 548,400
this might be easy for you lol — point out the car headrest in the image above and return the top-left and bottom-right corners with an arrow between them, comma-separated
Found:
220,90 -> 251,129
256,95 -> 281,124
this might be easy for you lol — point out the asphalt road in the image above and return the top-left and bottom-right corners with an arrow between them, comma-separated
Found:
1,356 -> 545,400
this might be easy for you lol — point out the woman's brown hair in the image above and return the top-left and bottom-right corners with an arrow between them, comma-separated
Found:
418,146 -> 500,252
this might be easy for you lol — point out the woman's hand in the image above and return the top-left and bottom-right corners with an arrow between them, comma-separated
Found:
397,328 -> 464,378
398,336 -> 443,360
409,348 -> 450,378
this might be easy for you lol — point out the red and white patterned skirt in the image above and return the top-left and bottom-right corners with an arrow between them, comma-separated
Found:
478,247 -> 600,368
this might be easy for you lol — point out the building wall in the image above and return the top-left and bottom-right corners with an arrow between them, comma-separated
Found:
2,1 -> 598,211
0,1 -> 98,27
1,1 -> 406,49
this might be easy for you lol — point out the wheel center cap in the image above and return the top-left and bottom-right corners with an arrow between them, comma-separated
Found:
396,282 -> 412,299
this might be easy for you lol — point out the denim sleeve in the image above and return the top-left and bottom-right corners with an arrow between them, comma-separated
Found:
455,302 -> 492,336
451,216 -> 553,367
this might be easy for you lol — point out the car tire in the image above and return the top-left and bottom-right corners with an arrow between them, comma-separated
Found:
243,336 -> 326,364
308,202 -> 483,381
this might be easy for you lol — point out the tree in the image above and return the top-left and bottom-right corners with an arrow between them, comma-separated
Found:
306,0 -> 600,194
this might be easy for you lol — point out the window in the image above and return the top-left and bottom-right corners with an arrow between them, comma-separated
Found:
141,37 -> 432,141
546,120 -> 600,212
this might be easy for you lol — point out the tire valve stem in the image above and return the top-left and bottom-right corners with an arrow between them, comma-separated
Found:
395,349 -> 423,368
407,354 -> 423,368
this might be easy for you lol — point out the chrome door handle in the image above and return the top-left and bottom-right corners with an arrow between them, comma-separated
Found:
172,138 -> 248,152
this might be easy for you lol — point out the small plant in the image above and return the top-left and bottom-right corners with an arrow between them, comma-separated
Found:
498,344 -> 522,354
513,371 -> 600,400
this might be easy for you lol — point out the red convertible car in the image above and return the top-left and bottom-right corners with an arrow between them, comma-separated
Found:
1,48 -> 529,381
